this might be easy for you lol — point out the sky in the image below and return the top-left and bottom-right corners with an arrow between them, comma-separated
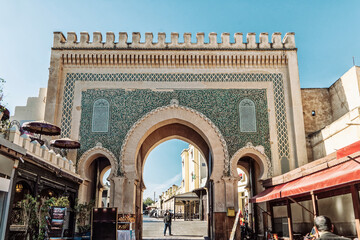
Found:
1,0 -> 359,113
143,139 -> 188,200
1,0 -> 359,199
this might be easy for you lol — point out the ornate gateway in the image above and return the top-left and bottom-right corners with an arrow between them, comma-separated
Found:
45,31 -> 307,239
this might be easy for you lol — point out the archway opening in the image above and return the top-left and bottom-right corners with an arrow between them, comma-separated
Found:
142,139 -> 209,239
101,168 -> 111,208
237,156 -> 262,236
87,157 -> 112,208
120,106 -> 229,240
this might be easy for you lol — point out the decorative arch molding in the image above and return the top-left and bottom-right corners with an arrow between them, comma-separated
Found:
119,103 -> 229,181
78,143 -> 118,181
230,142 -> 271,180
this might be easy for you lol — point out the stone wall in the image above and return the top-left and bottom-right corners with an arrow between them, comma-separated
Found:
301,88 -> 332,134
303,66 -> 360,161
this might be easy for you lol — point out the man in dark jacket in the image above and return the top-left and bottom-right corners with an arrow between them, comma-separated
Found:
314,216 -> 350,240
164,210 -> 173,236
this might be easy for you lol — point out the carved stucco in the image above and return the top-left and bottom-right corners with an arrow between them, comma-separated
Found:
77,143 -> 118,181
230,142 -> 271,179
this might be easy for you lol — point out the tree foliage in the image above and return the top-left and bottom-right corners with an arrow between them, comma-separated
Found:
143,197 -> 155,206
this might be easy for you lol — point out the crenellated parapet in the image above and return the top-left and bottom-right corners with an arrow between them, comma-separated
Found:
7,126 -> 77,175
53,31 -> 296,49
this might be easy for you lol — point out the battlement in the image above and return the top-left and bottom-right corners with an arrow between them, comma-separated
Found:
53,32 -> 296,49
7,126 -> 77,175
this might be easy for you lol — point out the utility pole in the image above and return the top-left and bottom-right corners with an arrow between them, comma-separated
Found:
154,192 -> 156,202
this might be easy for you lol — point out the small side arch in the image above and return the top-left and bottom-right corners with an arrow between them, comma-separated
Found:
230,142 -> 271,180
77,143 -> 118,181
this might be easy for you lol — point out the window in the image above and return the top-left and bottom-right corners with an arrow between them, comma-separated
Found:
239,99 -> 256,132
92,99 -> 110,132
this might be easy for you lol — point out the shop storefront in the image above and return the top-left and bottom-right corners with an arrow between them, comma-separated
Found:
251,141 -> 360,239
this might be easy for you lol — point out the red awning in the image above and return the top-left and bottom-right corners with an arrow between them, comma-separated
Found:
251,157 -> 360,203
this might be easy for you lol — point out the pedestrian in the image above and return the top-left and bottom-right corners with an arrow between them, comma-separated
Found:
314,216 -> 350,240
164,210 -> 173,236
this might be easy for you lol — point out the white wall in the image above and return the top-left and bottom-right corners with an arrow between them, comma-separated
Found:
10,88 -> 47,124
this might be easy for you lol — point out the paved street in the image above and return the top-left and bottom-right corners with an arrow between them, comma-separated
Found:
143,216 -> 207,240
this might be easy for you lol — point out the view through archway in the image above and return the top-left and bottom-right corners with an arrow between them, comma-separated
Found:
142,139 -> 208,239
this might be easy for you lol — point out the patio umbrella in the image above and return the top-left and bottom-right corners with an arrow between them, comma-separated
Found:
50,138 -> 80,149
22,121 -> 61,136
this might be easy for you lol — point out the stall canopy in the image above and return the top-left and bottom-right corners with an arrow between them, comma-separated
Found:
251,153 -> 360,203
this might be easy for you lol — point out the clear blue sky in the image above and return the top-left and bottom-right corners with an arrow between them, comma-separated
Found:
1,0 -> 359,199
1,0 -> 359,113
143,139 -> 188,200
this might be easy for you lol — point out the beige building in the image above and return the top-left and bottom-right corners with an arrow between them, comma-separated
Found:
302,66 -> 360,161
249,66 -> 360,238
156,144 -> 208,220
180,144 -> 207,193
10,88 -> 47,124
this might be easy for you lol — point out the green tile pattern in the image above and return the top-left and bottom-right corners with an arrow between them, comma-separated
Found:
79,89 -> 271,173
60,73 -> 290,176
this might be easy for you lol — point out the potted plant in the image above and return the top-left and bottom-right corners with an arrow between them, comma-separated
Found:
47,196 -> 70,239
18,195 -> 70,240
17,194 -> 37,239
74,199 -> 94,240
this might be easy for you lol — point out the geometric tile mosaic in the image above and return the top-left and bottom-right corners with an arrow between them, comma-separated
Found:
61,73 -> 290,172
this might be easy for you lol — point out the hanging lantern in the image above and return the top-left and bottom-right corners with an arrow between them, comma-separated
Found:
48,190 -> 54,197
15,183 -> 23,193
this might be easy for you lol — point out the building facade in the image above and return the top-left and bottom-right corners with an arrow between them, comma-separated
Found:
302,66 -> 360,161
2,127 -> 81,240
180,144 -> 207,193
10,88 -> 47,124
44,31 -> 307,239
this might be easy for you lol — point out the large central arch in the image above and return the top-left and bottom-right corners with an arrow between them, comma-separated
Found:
120,104 -> 228,182
113,103 -> 237,239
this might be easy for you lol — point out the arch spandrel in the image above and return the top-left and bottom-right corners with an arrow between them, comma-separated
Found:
77,144 -> 118,181
119,104 -> 229,182
230,142 -> 271,180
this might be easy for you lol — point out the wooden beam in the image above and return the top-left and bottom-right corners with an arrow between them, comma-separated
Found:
350,185 -> 360,240
269,203 -> 274,232
255,204 -> 272,217
287,199 -> 294,240
311,191 -> 319,217
287,196 -> 315,216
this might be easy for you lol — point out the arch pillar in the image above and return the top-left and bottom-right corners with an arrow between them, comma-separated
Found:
111,176 -> 139,214
78,180 -> 91,204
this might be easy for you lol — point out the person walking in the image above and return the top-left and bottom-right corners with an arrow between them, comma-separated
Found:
164,210 -> 173,236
